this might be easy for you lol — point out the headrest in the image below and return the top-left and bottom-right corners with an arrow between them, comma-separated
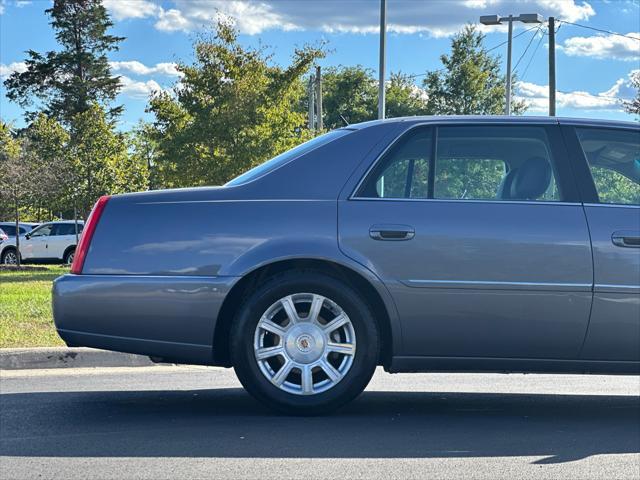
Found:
510,156 -> 552,200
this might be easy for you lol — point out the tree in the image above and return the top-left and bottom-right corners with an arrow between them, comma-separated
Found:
321,66 -> 378,129
23,114 -> 71,220
147,20 -> 324,188
423,25 -> 526,115
386,72 -> 429,118
622,70 -> 640,117
0,123 -> 36,266
69,103 -> 147,217
3,0 -> 123,123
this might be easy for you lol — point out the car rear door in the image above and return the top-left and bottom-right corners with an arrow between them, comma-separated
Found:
563,124 -> 640,361
47,224 -> 78,259
338,121 -> 593,360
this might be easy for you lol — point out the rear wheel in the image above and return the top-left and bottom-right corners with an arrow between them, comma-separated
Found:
63,248 -> 75,265
231,270 -> 379,415
1,248 -> 18,265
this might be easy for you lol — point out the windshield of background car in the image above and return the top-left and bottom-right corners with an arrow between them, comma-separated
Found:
225,129 -> 352,186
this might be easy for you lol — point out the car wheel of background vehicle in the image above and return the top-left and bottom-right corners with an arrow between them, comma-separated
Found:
231,270 -> 379,415
63,248 -> 75,265
1,248 -> 19,265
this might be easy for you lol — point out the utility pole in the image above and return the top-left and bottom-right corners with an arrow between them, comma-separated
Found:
548,16 -> 556,116
378,0 -> 387,119
308,75 -> 315,130
315,65 -> 323,131
505,15 -> 513,115
480,13 -> 543,116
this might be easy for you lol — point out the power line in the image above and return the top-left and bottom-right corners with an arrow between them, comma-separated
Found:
405,24 -> 541,80
558,20 -> 640,41
513,25 -> 543,72
520,26 -> 546,82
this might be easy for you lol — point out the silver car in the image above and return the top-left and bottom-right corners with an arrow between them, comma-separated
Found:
53,116 -> 640,413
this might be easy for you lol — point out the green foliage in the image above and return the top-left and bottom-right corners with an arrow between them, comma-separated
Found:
69,104 -> 147,216
147,20 -> 324,187
623,71 -> 640,118
386,72 -> 429,118
591,166 -> 640,205
423,25 -> 526,115
3,0 -> 123,123
322,66 -> 378,128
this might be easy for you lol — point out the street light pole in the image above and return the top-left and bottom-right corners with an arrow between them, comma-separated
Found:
480,13 -> 542,116
548,16 -> 556,116
505,15 -> 514,115
378,0 -> 386,119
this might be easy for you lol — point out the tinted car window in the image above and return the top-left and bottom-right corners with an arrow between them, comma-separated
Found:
29,225 -> 53,237
435,126 -> 561,201
357,127 -> 432,199
53,223 -> 83,236
226,129 -> 352,186
575,127 -> 640,205
2,225 -> 16,236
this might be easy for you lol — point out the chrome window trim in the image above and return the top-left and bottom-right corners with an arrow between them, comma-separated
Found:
349,121 -> 574,205
348,197 -> 581,207
583,203 -> 639,209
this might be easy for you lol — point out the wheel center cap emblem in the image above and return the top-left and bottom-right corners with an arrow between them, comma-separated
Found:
296,334 -> 313,352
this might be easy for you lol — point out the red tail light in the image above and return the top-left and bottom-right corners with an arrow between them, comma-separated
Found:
71,195 -> 110,274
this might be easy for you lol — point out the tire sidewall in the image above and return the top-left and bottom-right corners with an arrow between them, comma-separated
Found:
231,271 -> 379,414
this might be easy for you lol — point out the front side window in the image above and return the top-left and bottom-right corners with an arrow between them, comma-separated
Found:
575,127 -> 640,206
29,225 -> 52,237
2,225 -> 16,236
356,124 -> 562,202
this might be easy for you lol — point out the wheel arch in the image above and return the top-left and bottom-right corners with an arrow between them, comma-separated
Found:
212,257 -> 399,368
62,244 -> 76,261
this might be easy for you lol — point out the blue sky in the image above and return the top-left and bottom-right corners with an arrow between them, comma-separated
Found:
1,0 -> 639,130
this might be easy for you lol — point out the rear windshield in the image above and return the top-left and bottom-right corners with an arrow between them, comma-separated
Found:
226,129 -> 352,186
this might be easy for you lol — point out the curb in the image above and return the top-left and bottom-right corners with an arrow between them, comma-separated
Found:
0,347 -> 157,370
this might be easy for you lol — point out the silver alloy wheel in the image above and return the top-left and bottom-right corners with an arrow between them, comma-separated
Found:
66,252 -> 74,264
3,250 -> 17,265
253,293 -> 356,396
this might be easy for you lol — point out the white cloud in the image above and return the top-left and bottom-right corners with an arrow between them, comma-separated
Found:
0,0 -> 6,15
104,0 -> 596,37
118,76 -> 164,99
516,70 -> 638,112
110,61 -> 183,77
15,1 -> 32,7
0,61 -> 27,79
103,0 -> 160,21
154,8 -> 192,32
561,32 -> 640,61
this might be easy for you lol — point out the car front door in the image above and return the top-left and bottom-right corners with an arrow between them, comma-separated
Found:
338,122 -> 593,360
565,125 -> 640,361
47,224 -> 79,260
21,224 -> 53,259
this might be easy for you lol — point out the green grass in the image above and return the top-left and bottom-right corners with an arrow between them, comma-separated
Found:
0,266 -> 69,348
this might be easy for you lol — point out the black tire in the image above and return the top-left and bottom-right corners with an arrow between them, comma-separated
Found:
231,269 -> 380,415
1,247 -> 19,265
63,248 -> 75,265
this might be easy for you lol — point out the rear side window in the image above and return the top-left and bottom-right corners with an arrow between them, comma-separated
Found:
357,125 -> 562,202
2,225 -> 16,236
575,127 -> 640,206
52,224 -> 83,236
226,129 -> 352,186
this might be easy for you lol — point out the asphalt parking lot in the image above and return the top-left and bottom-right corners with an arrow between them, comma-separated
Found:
1,366 -> 639,480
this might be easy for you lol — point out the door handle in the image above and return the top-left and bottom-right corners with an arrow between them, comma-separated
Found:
612,231 -> 640,248
369,224 -> 415,241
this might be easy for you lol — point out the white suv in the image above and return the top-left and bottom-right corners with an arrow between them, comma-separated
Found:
0,221 -> 84,265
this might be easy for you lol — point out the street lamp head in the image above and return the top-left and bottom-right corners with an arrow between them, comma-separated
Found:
518,13 -> 543,24
480,15 -> 502,25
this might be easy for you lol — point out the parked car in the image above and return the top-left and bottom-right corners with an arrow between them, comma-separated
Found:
52,116 -> 640,413
0,222 -> 39,238
1,220 -> 84,265
0,228 -> 7,242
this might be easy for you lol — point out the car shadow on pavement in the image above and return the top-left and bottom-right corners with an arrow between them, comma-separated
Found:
1,388 -> 639,464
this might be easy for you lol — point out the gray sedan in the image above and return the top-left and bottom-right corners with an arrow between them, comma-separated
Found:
52,116 -> 640,413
